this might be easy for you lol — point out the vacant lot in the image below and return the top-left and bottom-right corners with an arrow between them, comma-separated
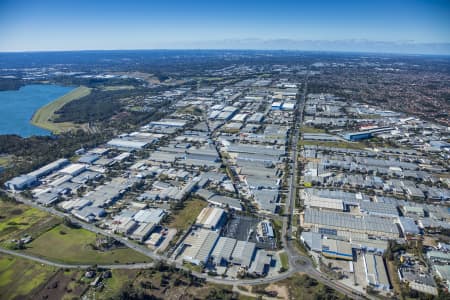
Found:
167,198 -> 207,232
23,224 -> 151,264
93,269 -> 139,300
0,253 -> 57,300
300,126 -> 326,133
34,269 -> 89,300
93,267 -> 237,300
0,199 -> 59,246
31,86 -> 91,133
299,140 -> 367,150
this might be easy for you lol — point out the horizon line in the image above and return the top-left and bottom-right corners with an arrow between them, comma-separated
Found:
1,48 -> 450,57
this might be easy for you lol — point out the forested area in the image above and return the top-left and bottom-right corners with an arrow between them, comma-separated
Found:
50,76 -> 143,89
54,89 -> 123,123
54,88 -> 147,123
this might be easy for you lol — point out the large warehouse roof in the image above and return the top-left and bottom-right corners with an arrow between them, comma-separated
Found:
196,207 -> 225,229
182,228 -> 219,265
304,208 -> 399,237
231,241 -> 256,267
211,237 -> 237,263
107,138 -> 148,149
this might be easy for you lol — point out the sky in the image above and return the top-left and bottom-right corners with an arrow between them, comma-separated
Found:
0,0 -> 449,53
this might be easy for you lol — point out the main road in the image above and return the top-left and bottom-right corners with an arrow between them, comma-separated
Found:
277,72 -> 370,300
0,247 -> 154,270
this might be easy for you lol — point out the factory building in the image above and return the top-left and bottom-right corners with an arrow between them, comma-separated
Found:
248,250 -> 273,276
231,241 -> 256,268
343,131 -> 373,141
321,238 -> 354,261
130,222 -> 156,242
115,219 -> 138,235
107,138 -> 149,150
195,207 -> 226,230
343,127 -> 393,141
149,119 -> 187,128
281,102 -> 296,110
179,228 -> 219,265
72,206 -> 106,223
133,208 -> 166,224
247,113 -> 265,123
5,158 -> 70,190
271,101 -> 282,110
302,208 -> 400,239
59,163 -> 87,177
28,158 -> 70,179
207,195 -> 243,211
5,174 -> 37,190
301,231 -> 388,254
210,237 -> 237,266
364,253 -> 391,290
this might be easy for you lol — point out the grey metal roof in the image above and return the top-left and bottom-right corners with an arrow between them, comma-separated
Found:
231,241 -> 256,267
304,208 -> 399,236
211,237 -> 237,263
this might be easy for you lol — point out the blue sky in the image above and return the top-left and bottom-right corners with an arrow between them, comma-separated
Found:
0,0 -> 449,52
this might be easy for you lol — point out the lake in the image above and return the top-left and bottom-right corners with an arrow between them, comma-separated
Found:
0,84 -> 74,137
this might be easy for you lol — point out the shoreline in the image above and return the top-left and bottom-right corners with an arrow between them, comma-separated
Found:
30,86 -> 91,134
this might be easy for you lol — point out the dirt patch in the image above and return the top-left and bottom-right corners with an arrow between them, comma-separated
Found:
266,283 -> 289,300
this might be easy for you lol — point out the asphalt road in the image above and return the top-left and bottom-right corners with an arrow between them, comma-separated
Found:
276,72 -> 370,300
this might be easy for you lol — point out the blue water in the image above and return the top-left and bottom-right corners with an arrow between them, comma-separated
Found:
0,84 -> 74,137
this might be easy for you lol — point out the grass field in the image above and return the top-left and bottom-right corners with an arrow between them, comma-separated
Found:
31,86 -> 91,133
0,253 -> 57,300
167,198 -> 207,231
279,252 -> 289,270
23,224 -> 151,265
176,105 -> 203,116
